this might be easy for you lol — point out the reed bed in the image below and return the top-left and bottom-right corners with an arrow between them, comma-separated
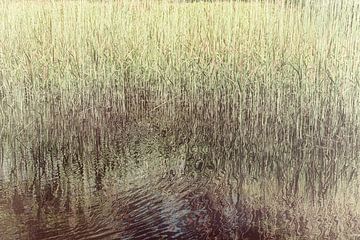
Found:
0,0 -> 360,237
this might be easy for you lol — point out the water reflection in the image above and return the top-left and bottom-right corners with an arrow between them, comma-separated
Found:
0,161 -> 280,240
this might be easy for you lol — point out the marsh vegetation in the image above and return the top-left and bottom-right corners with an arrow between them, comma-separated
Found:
0,0 -> 360,239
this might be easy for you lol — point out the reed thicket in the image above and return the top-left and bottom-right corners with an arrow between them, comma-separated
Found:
0,0 -> 359,205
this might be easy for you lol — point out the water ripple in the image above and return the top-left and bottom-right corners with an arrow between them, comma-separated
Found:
0,175 -> 276,240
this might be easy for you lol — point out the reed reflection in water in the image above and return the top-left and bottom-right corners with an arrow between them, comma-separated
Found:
0,163 -> 274,240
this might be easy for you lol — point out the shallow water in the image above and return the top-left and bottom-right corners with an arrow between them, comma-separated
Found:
0,125 -> 278,240
0,161 -> 275,240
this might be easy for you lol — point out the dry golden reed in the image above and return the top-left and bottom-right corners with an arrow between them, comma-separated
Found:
0,0 -> 359,212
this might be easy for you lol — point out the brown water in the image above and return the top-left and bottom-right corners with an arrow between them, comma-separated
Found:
0,125 -> 280,240
0,162 -> 278,240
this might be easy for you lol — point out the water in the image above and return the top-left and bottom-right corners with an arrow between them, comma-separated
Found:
0,124 -> 280,240
0,161 -> 275,240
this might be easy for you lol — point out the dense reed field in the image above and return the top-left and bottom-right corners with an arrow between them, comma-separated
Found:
1,0 -> 360,238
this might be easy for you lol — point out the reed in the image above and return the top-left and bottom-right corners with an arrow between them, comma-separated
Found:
0,0 -> 359,237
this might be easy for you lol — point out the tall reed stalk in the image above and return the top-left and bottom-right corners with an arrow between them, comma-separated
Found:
0,0 -> 359,204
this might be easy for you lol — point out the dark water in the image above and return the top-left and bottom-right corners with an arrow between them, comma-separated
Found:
0,160 -> 277,240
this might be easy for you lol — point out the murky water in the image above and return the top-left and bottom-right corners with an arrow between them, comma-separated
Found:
0,124 -> 281,240
0,161 -> 277,240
